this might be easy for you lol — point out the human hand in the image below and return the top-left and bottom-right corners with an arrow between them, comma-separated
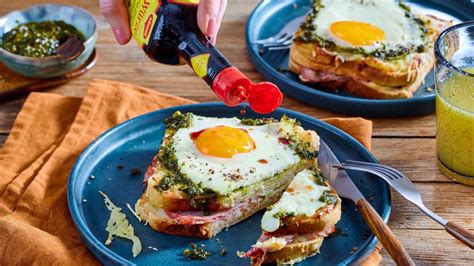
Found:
196,0 -> 228,44
99,0 -> 228,45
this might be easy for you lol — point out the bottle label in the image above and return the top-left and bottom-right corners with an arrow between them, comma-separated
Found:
127,0 -> 162,47
127,0 -> 200,47
191,54 -> 210,78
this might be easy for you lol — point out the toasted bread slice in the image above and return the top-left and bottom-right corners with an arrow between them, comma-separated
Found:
242,169 -> 342,264
289,2 -> 452,99
136,162 -> 312,238
135,112 -> 321,238
250,235 -> 325,266
289,42 -> 435,99
276,194 -> 341,235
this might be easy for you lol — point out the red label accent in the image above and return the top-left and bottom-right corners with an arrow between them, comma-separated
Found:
143,14 -> 154,39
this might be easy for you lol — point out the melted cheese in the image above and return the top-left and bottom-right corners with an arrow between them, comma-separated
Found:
255,237 -> 287,252
172,116 -> 301,195
261,170 -> 330,232
100,191 -> 142,257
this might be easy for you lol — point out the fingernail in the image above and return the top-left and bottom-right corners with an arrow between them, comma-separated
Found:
112,27 -> 128,45
206,18 -> 218,37
211,36 -> 217,45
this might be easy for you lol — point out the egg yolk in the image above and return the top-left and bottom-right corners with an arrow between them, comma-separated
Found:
194,126 -> 256,158
329,21 -> 385,46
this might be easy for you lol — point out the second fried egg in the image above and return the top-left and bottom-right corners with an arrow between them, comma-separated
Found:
313,0 -> 425,52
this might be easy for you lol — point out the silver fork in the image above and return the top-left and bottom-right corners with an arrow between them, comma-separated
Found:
336,160 -> 474,250
251,14 -> 306,47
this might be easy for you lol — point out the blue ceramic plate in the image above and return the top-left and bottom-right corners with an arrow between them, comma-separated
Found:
68,103 -> 390,265
246,0 -> 474,117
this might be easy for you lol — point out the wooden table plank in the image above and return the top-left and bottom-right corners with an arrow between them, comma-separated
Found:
389,183 -> 474,230
380,229 -> 474,264
0,1 -> 437,138
373,138 -> 447,182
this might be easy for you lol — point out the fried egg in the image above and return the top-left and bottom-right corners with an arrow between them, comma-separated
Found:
171,115 -> 301,195
313,0 -> 425,52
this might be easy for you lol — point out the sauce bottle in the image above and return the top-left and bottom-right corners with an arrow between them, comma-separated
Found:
126,0 -> 283,114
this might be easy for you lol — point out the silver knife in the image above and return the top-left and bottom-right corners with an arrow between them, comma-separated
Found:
318,140 -> 415,266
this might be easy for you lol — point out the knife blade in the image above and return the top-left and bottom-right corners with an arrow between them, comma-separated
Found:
318,140 -> 414,266
318,140 -> 365,202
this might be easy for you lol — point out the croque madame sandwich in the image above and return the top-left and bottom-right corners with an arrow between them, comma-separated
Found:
240,169 -> 341,265
289,0 -> 452,99
135,111 -> 321,238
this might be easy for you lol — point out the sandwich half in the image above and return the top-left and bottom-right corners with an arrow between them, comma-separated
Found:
135,111 -> 321,238
289,0 -> 452,99
240,168 -> 341,265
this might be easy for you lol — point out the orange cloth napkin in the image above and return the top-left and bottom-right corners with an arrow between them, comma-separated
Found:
0,79 -> 381,265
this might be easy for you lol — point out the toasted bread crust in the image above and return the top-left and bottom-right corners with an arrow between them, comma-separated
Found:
290,41 -> 422,87
252,237 -> 325,266
278,198 -> 342,235
289,15 -> 451,99
138,193 -> 279,239
137,113 -> 323,238
288,51 -> 432,99
136,160 -> 315,238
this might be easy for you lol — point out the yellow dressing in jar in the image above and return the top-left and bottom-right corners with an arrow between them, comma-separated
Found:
436,67 -> 474,180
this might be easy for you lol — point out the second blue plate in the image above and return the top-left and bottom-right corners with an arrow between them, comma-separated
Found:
246,0 -> 474,117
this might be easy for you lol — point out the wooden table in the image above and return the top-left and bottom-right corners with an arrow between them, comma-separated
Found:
1,0 -> 473,264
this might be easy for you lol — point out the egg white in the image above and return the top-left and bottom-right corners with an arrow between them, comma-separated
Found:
261,169 -> 330,232
171,115 -> 300,195
314,0 -> 425,52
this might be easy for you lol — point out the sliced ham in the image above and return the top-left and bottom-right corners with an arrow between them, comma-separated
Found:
143,157 -> 157,183
160,202 -> 245,225
299,67 -> 349,83
241,226 -> 336,259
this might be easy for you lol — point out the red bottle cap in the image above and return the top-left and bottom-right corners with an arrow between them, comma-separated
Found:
212,67 -> 283,114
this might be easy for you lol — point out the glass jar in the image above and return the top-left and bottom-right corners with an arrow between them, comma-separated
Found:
434,21 -> 474,186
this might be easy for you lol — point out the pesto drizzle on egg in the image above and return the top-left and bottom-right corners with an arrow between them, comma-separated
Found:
294,0 -> 429,60
154,143 -> 217,210
279,116 -> 319,160
164,111 -> 193,130
240,117 -> 277,126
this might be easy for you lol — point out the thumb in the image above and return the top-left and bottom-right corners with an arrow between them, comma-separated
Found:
100,0 -> 132,44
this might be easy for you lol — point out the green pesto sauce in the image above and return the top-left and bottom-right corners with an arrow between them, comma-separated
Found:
287,136 -> 319,160
2,20 -> 85,57
281,116 -> 318,160
165,111 -> 192,130
319,190 -> 338,205
310,167 -> 328,186
182,243 -> 210,260
155,144 -> 217,210
272,210 -> 295,219
240,117 -> 276,126
294,1 -> 428,60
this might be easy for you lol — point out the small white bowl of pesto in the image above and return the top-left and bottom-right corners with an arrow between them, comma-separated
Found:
0,4 -> 97,78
